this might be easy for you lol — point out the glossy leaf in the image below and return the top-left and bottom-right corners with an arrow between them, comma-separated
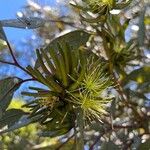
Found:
0,115 -> 41,135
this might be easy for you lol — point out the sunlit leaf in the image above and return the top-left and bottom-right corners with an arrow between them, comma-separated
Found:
0,39 -> 7,51
144,16 -> 150,25
35,30 -> 90,68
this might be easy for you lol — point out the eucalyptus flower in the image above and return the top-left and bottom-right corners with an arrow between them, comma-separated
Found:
23,38 -> 114,134
81,60 -> 113,97
66,58 -> 114,121
86,0 -> 114,7
39,96 -> 59,110
67,91 -> 112,122
84,0 -> 114,13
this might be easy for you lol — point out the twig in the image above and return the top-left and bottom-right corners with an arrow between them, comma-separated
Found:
1,78 -> 36,101
0,59 -> 15,66
6,41 -> 19,65
89,119 -> 140,150
122,139 -> 134,150
114,71 -> 144,116
6,40 -> 34,76
97,28 -> 144,119
55,134 -> 75,150
0,58 -> 35,78
89,129 -> 109,150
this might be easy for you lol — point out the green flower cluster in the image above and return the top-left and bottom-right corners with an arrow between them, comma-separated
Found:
22,36 -> 114,135
71,0 -> 132,23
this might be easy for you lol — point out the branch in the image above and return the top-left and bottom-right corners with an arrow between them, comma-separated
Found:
6,41 -> 19,65
0,58 -> 35,78
1,78 -> 36,101
0,59 -> 15,66
55,134 -> 75,150
89,120 -> 139,150
97,28 -> 144,119
89,129 -> 109,150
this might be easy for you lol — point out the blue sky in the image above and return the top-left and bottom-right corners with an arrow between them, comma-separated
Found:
0,0 -> 33,45
0,0 -> 26,19
0,0 -> 39,97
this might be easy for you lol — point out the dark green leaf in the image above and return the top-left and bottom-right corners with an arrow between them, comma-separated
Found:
110,99 -> 117,118
0,22 -> 7,41
0,109 -> 27,128
0,77 -> 22,112
0,108 -> 2,119
138,7 -> 146,46
0,115 -> 41,135
38,127 -> 70,137
137,140 -> 150,150
41,108 -> 73,137
76,108 -> 84,150
114,0 -> 132,9
124,66 -> 150,85
101,141 -> 120,150
35,30 -> 90,68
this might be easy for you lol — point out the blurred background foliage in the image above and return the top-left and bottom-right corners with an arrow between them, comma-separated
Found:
0,99 -> 74,150
0,0 -> 150,149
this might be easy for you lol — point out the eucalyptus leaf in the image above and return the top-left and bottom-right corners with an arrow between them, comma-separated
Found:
137,139 -> 150,150
0,22 -> 7,41
0,108 -> 2,119
0,109 -> 27,128
138,7 -> 146,46
76,108 -> 84,150
0,115 -> 41,135
35,30 -> 90,68
109,99 -> 116,118
101,141 -> 120,150
0,77 -> 22,112
114,0 -> 132,9
38,128 -> 70,137
0,40 -> 7,51
144,16 -> 150,25
123,66 -> 150,85
40,108 -> 73,137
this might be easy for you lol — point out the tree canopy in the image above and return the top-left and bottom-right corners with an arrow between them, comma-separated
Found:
0,0 -> 150,149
